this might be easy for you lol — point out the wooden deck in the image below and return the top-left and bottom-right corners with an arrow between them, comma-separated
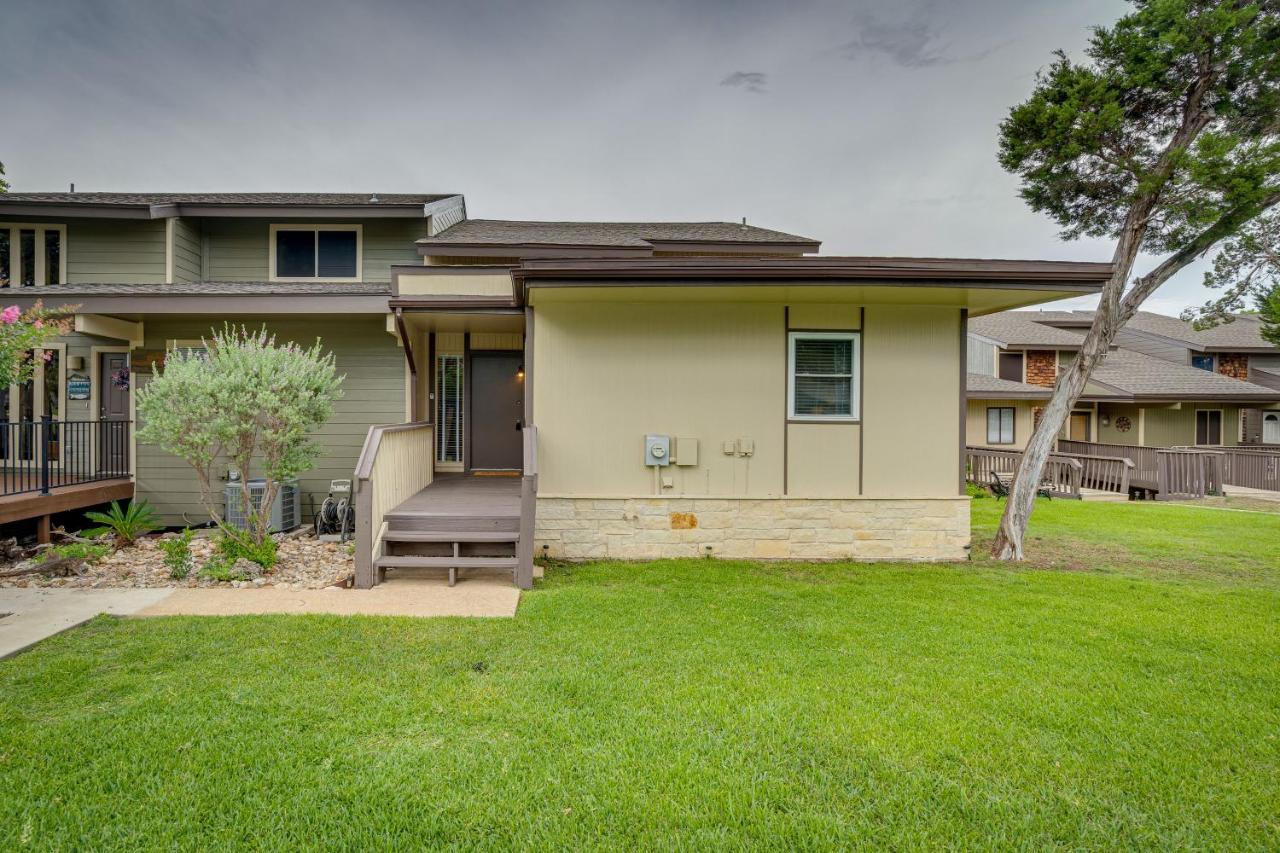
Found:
386,474 -> 521,525
0,478 -> 134,541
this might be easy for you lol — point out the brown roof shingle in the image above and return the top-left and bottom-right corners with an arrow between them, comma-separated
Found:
421,219 -> 819,248
0,192 -> 453,207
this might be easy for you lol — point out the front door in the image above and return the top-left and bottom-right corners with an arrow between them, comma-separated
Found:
469,352 -> 523,470
1069,412 -> 1091,442
1265,413 -> 1280,444
98,352 -> 129,475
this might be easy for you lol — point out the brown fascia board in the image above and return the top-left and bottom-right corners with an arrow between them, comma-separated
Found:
0,197 -> 463,220
417,243 -> 657,259
1127,393 -> 1280,403
966,389 -> 1053,400
1203,345 -> 1278,354
2,293 -> 393,315
643,239 -> 821,254
512,256 -> 1113,291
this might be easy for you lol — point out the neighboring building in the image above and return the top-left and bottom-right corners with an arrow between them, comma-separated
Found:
1,191 -> 1110,579
966,311 -> 1280,450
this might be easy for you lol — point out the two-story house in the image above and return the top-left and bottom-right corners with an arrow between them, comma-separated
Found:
1,191 -> 1113,586
966,310 -> 1280,451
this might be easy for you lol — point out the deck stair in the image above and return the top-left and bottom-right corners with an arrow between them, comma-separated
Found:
374,475 -> 523,586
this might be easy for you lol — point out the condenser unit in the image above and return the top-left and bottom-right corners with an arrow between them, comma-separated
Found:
224,479 -> 301,532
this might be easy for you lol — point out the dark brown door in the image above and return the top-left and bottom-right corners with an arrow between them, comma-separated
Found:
469,352 -> 523,470
98,352 -> 129,474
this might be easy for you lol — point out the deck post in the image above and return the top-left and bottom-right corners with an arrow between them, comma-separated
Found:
39,416 -> 51,495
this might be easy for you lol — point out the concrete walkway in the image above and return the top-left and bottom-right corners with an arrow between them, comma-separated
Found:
0,588 -> 172,659
1222,484 -> 1280,503
136,575 -> 520,618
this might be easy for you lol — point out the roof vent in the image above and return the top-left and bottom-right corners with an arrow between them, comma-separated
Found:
69,182 -> 75,193
741,216 -> 748,230
369,193 -> 380,203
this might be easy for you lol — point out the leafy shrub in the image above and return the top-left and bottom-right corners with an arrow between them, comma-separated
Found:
966,482 -> 990,499
215,528 -> 277,570
50,542 -> 111,563
159,528 -> 196,579
83,500 -> 161,548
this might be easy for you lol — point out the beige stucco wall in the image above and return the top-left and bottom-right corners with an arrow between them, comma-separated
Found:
861,305 -> 963,497
396,272 -> 513,298
531,299 -> 963,500
966,399 -> 1039,450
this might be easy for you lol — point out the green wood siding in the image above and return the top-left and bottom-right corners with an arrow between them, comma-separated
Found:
1139,405 -> 1240,447
66,219 -> 167,284
133,316 -> 406,527
172,218 -> 202,282
1096,404 -> 1140,445
203,218 -> 425,282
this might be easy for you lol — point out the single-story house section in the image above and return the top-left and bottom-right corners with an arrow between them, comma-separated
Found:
0,192 -> 1112,585
967,311 -> 1280,450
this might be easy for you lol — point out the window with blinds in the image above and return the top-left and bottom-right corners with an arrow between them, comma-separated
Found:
436,354 -> 464,463
986,407 -> 1015,444
788,332 -> 859,420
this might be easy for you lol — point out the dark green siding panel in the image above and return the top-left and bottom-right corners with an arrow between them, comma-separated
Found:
172,218 -> 202,282
67,219 -> 166,283
133,316 -> 407,527
203,218 -> 425,283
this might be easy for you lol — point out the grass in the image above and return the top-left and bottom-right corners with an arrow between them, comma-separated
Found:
2,500 -> 1278,848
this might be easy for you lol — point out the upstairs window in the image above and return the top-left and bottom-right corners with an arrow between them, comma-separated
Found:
0,224 -> 66,287
1191,354 -> 1215,372
788,332 -> 860,420
269,225 -> 361,281
998,351 -> 1024,382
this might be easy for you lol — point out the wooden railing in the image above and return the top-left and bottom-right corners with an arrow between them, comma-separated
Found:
1155,450 -> 1223,500
1076,453 -> 1135,494
1171,446 -> 1280,492
516,425 -> 538,590
1058,439 -> 1159,489
352,421 -> 434,589
966,447 -> 1083,499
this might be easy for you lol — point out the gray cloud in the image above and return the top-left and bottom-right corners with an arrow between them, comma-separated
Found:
720,71 -> 768,94
838,13 -> 1001,68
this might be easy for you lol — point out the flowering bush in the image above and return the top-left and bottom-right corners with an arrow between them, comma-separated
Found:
136,325 -> 343,545
0,301 -> 74,387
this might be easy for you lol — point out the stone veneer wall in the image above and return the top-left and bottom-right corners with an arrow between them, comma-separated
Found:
1217,353 -> 1249,380
535,497 -> 970,562
1025,350 -> 1058,387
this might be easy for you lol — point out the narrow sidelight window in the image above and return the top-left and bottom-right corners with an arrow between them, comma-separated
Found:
436,354 -> 464,463
1195,410 -> 1222,445
270,225 -> 361,280
788,332 -> 859,420
986,407 -> 1015,445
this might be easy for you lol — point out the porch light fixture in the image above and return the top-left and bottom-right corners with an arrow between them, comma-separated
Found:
1101,415 -> 1110,427
516,363 -> 524,380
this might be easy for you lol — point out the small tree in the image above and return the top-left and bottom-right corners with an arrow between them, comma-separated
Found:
993,0 -> 1280,559
136,326 -> 343,544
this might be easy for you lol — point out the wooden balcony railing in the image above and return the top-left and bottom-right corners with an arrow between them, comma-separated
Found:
352,421 -> 434,589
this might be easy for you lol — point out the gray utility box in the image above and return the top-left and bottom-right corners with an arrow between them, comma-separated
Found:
224,479 -> 301,532
644,434 -> 671,466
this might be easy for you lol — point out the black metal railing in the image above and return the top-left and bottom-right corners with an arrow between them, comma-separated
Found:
0,419 -> 132,497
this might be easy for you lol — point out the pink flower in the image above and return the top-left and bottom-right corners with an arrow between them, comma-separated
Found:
41,350 -> 52,362
0,305 -> 20,325
33,319 -> 43,329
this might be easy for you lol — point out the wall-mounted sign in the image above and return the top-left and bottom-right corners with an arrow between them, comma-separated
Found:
67,372 -> 91,401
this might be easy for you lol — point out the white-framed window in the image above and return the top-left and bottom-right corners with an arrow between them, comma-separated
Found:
787,331 -> 860,420
0,224 -> 67,288
166,339 -> 210,362
269,224 -> 362,282
986,407 -> 1015,445
0,343 -> 67,462
1195,409 -> 1223,446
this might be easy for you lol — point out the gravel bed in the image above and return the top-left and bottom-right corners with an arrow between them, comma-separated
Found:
0,530 -> 354,590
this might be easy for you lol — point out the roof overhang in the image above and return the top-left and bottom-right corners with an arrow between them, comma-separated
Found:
2,292 -> 393,316
515,257 -> 1111,314
416,238 -> 821,259
0,194 -> 463,220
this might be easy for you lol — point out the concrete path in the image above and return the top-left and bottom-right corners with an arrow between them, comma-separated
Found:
1223,485 -> 1280,503
136,576 -> 519,618
0,588 -> 173,659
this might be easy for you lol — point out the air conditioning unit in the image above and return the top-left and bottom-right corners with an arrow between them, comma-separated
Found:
224,479 -> 301,532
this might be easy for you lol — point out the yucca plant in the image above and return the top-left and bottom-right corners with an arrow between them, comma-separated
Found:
84,500 -> 161,548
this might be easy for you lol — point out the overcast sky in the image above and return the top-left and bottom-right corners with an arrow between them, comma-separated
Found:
0,0 -> 1216,315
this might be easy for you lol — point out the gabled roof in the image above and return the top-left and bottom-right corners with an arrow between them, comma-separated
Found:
418,219 -> 821,256
1019,308 -> 1275,351
1088,348 -> 1280,400
0,192 -> 463,219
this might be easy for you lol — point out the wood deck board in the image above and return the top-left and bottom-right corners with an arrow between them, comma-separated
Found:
387,474 -> 521,520
0,479 -> 134,525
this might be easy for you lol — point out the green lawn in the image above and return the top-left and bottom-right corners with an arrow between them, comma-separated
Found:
2,500 -> 1278,849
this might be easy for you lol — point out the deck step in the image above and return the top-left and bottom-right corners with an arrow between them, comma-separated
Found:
383,531 -> 519,543
374,555 -> 519,569
384,515 -> 519,533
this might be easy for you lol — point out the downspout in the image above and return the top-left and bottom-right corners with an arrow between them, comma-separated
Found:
394,307 -> 418,421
